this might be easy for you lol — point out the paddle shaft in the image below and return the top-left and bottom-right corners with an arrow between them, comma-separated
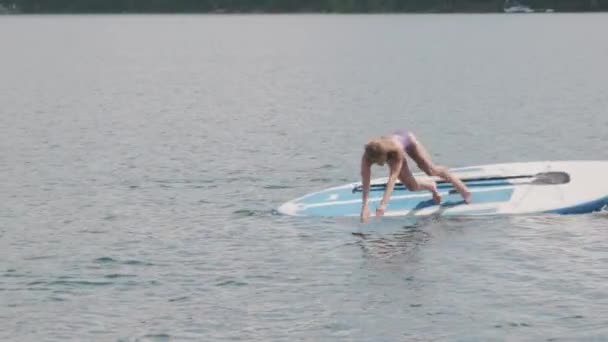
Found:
352,172 -> 569,193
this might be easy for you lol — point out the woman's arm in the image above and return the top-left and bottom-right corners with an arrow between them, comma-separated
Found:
360,155 -> 371,222
377,157 -> 402,216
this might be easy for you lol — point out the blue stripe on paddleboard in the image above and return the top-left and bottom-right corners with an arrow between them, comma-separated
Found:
407,188 -> 513,211
544,196 -> 608,215
301,179 -> 512,206
298,188 -> 514,217
298,187 -> 360,205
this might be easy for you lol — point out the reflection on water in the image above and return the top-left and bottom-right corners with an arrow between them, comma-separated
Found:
350,217 -> 440,261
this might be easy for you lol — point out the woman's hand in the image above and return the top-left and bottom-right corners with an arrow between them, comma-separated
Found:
360,205 -> 370,223
375,204 -> 386,218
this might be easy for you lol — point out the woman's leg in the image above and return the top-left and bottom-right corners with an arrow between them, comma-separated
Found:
398,160 -> 442,204
405,133 -> 471,203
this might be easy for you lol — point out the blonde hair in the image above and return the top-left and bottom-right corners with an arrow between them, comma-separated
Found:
364,137 -> 399,164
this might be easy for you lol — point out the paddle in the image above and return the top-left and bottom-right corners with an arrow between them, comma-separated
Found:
351,171 -> 570,193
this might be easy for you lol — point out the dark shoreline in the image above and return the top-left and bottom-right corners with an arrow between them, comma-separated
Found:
2,1 -> 608,15
2,0 -> 608,15
3,10 -> 608,15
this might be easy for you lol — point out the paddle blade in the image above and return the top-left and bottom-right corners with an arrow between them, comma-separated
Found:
532,172 -> 570,185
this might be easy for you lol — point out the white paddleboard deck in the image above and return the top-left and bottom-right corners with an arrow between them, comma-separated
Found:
277,161 -> 608,217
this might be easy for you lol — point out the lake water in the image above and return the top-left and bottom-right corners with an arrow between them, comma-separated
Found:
1,14 -> 607,341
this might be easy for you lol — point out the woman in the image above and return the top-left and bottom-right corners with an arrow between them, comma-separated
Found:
360,129 -> 471,222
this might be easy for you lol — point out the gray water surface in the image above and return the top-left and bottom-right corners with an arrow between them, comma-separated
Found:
1,14 -> 608,341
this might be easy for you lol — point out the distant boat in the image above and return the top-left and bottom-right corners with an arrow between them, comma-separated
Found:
503,1 -> 534,13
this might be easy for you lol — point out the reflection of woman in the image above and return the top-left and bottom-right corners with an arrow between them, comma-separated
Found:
360,129 -> 471,222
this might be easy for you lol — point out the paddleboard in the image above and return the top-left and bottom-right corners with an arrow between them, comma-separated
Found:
277,161 -> 608,217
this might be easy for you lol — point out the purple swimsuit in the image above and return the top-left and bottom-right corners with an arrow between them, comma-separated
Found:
391,129 -> 412,150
